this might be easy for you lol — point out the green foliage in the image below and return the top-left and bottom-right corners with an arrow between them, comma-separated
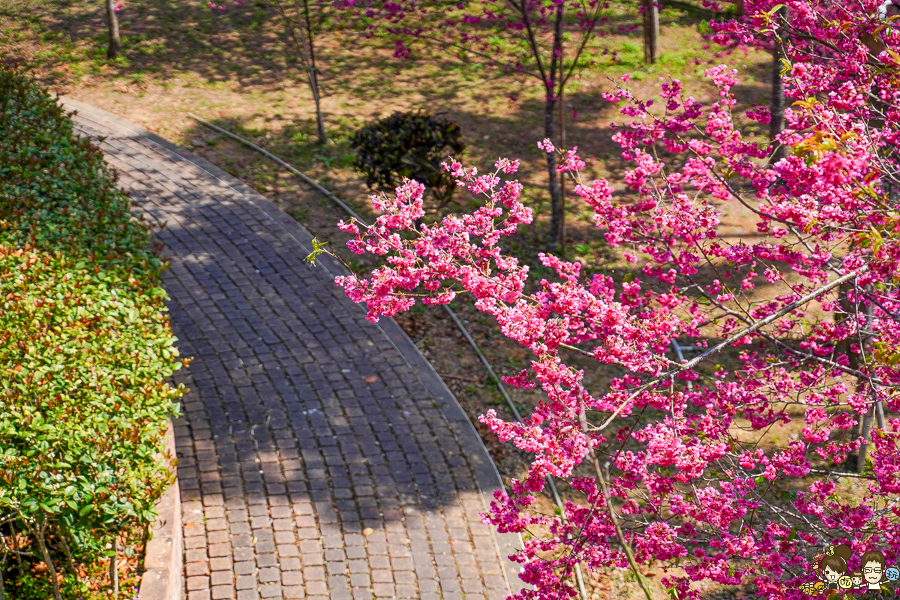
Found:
0,66 -> 186,595
349,111 -> 465,206
7,572 -> 92,600
0,74 -> 162,283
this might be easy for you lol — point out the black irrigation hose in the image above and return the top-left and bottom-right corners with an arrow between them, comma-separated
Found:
189,113 -> 595,598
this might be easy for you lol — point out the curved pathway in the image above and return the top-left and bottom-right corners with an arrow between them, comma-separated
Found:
62,99 -> 522,600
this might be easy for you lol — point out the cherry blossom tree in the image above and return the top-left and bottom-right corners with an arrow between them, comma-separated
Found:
310,0 -> 900,596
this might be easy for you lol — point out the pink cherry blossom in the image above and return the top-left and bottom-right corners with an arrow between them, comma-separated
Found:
327,0 -> 900,597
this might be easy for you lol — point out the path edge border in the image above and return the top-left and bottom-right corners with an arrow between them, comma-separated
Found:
139,419 -> 183,600
60,96 -> 524,596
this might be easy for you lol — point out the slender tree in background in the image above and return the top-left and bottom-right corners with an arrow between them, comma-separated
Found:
333,0 -> 610,251
272,0 -> 331,145
105,0 -> 121,58
214,0 -> 332,145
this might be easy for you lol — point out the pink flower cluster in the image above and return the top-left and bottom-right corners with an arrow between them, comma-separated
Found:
331,0 -> 900,597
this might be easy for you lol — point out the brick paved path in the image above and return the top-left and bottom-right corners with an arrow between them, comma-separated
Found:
62,99 -> 523,600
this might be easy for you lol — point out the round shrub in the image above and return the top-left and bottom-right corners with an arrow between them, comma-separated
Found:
350,111 -> 465,206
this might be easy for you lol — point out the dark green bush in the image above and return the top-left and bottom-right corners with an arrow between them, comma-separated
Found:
0,67 -> 186,600
349,111 -> 465,206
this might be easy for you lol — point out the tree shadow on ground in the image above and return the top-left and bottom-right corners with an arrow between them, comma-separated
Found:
1,0 -> 301,88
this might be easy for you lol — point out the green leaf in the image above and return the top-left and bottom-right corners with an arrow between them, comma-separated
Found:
305,237 -> 329,266
764,4 -> 785,18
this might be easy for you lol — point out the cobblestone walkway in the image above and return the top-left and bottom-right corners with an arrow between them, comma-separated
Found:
63,99 -> 522,600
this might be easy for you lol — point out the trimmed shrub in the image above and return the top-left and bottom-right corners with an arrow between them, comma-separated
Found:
350,111 -> 465,206
0,67 -> 187,599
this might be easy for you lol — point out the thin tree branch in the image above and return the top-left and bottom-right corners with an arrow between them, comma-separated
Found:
506,0 -> 550,85
593,266 -> 868,432
404,31 -> 542,79
581,401 -> 654,600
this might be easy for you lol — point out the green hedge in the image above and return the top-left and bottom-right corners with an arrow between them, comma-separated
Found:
0,67 -> 186,599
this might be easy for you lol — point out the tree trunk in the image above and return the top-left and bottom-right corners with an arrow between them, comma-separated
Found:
308,66 -> 329,145
0,552 -> 7,600
857,291 -> 876,471
59,533 -> 78,580
33,524 -> 62,600
545,96 -> 562,251
857,404 -> 874,472
105,0 -> 120,59
558,86 -> 567,258
301,0 -> 330,146
545,3 -> 564,251
110,536 -> 119,600
769,6 -> 787,162
643,0 -> 659,64
735,0 -> 745,17
837,279 -> 859,370
836,278 -> 864,469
